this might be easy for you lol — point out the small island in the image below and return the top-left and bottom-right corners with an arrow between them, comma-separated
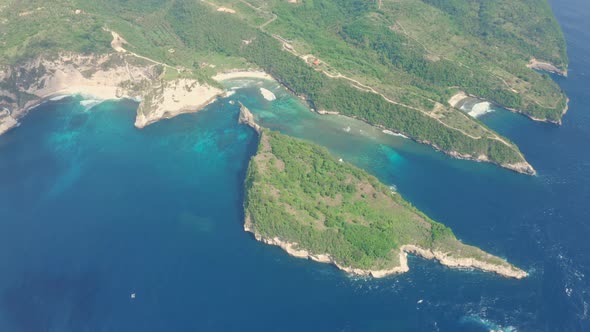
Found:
241,105 -> 527,279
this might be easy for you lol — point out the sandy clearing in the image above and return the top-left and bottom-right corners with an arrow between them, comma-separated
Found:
212,70 -> 274,81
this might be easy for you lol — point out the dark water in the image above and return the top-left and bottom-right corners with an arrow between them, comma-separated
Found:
0,0 -> 588,330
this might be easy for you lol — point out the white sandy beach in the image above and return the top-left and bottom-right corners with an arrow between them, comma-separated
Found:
468,101 -> 494,118
448,91 -> 468,108
212,70 -> 274,82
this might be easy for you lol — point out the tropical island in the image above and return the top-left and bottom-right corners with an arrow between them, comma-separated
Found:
240,104 -> 527,278
0,0 -> 568,175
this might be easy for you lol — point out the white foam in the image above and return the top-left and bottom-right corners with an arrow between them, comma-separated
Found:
259,88 -> 276,101
50,95 -> 69,101
80,99 -> 103,110
467,101 -> 494,118
382,129 -> 408,139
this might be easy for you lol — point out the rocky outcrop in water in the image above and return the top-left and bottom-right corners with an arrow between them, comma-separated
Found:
238,102 -> 260,133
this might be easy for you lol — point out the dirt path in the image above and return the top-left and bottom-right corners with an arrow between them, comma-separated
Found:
279,42 -> 489,141
395,21 -> 520,94
107,29 -> 177,73
260,13 -> 277,30
239,0 -> 529,163
211,1 -> 519,152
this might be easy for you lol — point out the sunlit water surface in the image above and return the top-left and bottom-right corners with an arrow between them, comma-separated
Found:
0,0 -> 589,330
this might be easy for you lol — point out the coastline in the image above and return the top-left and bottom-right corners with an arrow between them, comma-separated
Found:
0,109 -> 19,136
238,102 -> 261,133
449,91 -> 570,126
0,61 -> 534,176
134,79 -> 224,128
0,65 -> 276,137
219,74 -> 475,168
0,90 -> 132,137
312,105 -> 536,175
1,80 -> 224,134
212,70 -> 275,82
445,148 -> 536,175
0,53 -> 228,135
239,110 -> 528,280
527,58 -> 568,77
244,214 -> 527,279
510,97 -> 570,126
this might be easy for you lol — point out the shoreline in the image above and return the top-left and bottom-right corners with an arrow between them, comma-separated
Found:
1,66 -> 274,137
527,58 -> 568,77
212,70 -> 275,82
1,59 -> 535,177
240,115 -> 528,279
134,93 -> 224,129
238,102 -> 261,133
449,91 -> 569,126
312,106 -> 536,175
134,79 -> 224,128
504,98 -> 569,126
0,53 -> 230,135
244,214 -> 527,279
1,83 -> 225,134
0,109 -> 19,136
0,90 -> 132,137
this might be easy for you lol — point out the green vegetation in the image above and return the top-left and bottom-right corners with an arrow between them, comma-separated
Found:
0,0 -> 536,273
422,0 -> 567,67
0,0 -> 567,168
244,129 -> 514,271
0,0 -> 112,63
264,0 -> 567,121
242,34 -> 523,164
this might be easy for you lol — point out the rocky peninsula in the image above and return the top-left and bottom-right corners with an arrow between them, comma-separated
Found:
240,109 -> 527,279
448,67 -> 570,127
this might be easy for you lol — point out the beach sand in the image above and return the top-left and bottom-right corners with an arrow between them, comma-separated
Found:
448,91 -> 468,108
212,70 -> 274,82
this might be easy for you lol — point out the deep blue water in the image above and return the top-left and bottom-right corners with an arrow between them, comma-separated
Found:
0,0 -> 589,330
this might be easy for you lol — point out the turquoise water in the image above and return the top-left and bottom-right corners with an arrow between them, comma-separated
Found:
1,0 -> 589,330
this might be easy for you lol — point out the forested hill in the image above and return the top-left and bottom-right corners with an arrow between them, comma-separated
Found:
243,128 -> 528,278
422,0 -> 567,68
0,0 -> 567,172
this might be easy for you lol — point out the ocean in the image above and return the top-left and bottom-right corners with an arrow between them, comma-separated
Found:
0,0 -> 588,330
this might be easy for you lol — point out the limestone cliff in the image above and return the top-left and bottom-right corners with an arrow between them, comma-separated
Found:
135,79 -> 223,128
238,102 -> 261,133
0,53 -> 223,135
